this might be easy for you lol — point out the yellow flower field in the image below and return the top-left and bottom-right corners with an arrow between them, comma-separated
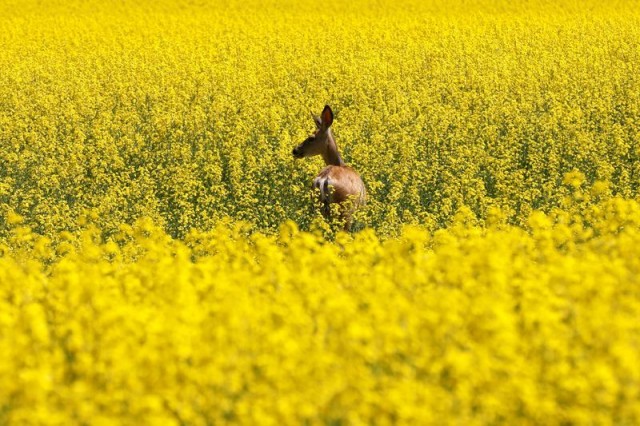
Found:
1,0 -> 640,424
2,196 -> 640,424
1,0 -> 639,236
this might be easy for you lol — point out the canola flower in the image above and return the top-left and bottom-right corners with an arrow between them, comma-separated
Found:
1,0 -> 639,236
1,0 -> 640,424
1,195 -> 640,424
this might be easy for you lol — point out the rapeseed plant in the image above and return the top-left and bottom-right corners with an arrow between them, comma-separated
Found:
1,0 -> 639,236
1,0 -> 639,424
1,197 -> 640,424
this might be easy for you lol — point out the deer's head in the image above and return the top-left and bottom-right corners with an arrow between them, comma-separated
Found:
292,105 -> 335,160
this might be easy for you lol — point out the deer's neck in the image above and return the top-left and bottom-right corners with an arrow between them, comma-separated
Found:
322,131 -> 345,167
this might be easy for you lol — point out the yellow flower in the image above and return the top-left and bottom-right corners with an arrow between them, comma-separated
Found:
0,0 -> 639,423
7,211 -> 24,225
563,169 -> 586,189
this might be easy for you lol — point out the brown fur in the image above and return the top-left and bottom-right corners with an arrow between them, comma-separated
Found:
316,165 -> 365,205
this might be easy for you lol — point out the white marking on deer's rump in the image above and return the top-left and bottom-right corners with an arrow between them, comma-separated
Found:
312,176 -> 332,203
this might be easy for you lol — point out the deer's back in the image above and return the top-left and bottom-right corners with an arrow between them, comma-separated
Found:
315,165 -> 366,206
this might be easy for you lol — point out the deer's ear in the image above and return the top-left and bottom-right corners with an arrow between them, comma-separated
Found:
311,111 -> 322,129
321,105 -> 334,128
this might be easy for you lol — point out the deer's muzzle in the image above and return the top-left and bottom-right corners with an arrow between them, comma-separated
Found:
292,146 -> 304,159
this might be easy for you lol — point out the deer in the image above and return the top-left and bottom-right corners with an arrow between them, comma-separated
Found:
292,105 -> 366,231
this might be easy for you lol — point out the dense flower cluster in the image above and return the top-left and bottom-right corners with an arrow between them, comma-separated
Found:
1,0 -> 639,424
1,195 -> 640,424
1,0 -> 639,236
